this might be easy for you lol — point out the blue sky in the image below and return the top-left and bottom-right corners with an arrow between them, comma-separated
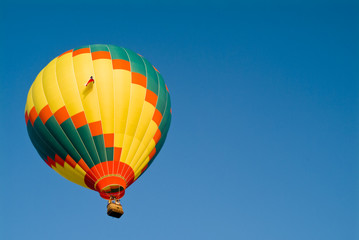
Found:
0,1 -> 358,240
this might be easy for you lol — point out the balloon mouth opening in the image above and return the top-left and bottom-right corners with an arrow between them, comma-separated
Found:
100,191 -> 125,200
95,176 -> 127,200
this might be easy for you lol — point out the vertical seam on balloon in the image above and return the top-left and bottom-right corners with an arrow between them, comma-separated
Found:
137,76 -> 171,177
136,115 -> 171,179
69,46 -> 105,180
151,92 -> 171,156
108,44 -> 116,177
125,57 -> 160,177
92,45 -> 110,174
65,50 -> 101,177
39,59 -> 91,181
134,70 -> 166,174
134,70 -> 169,177
33,71 -> 71,168
34,64 -> 89,182
26,89 -> 51,164
105,44 -> 114,175
138,111 -> 171,179
108,45 -> 119,179
31,73 -> 59,159
28,127 -> 49,165
121,54 -> 149,179
115,48 -> 133,176
53,53 -> 101,182
89,45 -> 108,178
27,116 -> 57,163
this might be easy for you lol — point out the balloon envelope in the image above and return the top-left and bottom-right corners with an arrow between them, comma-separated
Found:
25,44 -> 171,199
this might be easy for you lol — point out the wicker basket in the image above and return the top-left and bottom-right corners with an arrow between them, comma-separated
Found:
107,203 -> 124,218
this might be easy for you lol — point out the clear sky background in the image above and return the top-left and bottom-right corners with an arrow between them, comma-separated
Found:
0,1 -> 358,240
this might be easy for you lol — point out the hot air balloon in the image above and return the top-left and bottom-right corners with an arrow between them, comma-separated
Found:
24,44 -> 171,218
